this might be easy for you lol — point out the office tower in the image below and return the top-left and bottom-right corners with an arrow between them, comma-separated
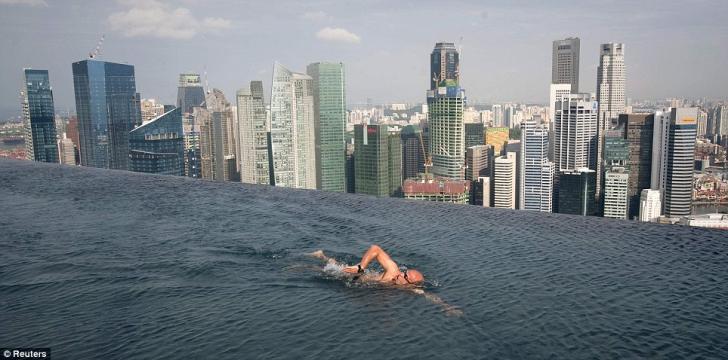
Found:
465,122 -> 485,149
199,89 -> 236,181
58,134 -> 76,165
236,81 -> 270,185
183,116 -> 201,179
639,189 -> 662,222
388,131 -> 403,197
549,84 -> 571,123
269,62 -> 316,189
696,109 -> 707,138
471,177 -> 491,207
128,107 -> 184,176
505,140 -> 521,208
72,59 -> 141,170
430,42 -> 459,90
603,167 -> 629,219
427,76 -> 465,179
21,69 -> 58,163
465,145 -> 491,181
520,120 -> 554,212
493,152 -> 516,209
177,73 -> 206,115
596,43 -> 626,197
650,109 -> 671,191
140,99 -> 165,123
354,124 -> 399,197
492,104 -> 503,127
552,37 -> 580,92
307,62 -> 346,192
485,127 -> 509,154
345,142 -> 355,193
659,108 -> 698,218
713,105 -> 728,145
401,125 -> 424,180
558,168 -> 597,216
621,113 -> 653,218
553,93 -> 599,172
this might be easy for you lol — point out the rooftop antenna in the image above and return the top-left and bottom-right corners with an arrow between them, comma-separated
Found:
88,34 -> 105,59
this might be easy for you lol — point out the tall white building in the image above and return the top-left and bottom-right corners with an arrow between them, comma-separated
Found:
269,62 -> 316,189
58,133 -> 76,165
603,167 -> 629,219
428,85 -> 465,180
520,120 -> 554,212
549,84 -> 571,123
596,43 -> 626,197
492,104 -> 503,127
553,93 -> 599,172
552,37 -> 580,93
494,152 -> 516,209
237,81 -> 270,185
639,189 -> 662,222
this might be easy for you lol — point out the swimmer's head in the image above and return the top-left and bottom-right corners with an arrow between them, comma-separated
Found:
403,269 -> 424,285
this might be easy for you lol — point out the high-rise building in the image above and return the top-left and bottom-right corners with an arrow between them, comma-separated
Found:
558,168 -> 596,216
354,124 -> 400,197
549,84 -> 572,123
603,167 -> 629,219
485,127 -> 509,154
465,145 -> 491,181
236,81 -> 270,185
553,93 -> 599,172
128,107 -> 185,176
596,43 -> 626,197
639,189 -> 662,222
345,142 -> 355,193
140,98 -> 165,124
492,104 -> 503,127
400,125 -> 424,180
471,176 -> 491,207
199,89 -> 236,181
177,73 -> 206,115
520,120 -> 553,212
72,59 -> 141,170
621,113 -> 654,219
712,105 -> 728,145
430,42 -> 459,90
58,133 -> 76,165
427,81 -> 465,179
660,108 -> 698,218
269,62 -> 316,189
552,37 -> 580,93
464,122 -> 485,149
21,69 -> 58,163
493,152 -> 516,209
696,109 -> 707,138
307,62 -> 346,192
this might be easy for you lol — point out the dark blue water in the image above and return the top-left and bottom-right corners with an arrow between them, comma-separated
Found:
1,159 -> 727,359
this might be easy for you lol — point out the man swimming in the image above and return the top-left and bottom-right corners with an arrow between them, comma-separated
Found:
311,245 -> 424,286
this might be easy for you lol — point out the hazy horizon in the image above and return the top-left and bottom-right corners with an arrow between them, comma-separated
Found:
1,0 -> 727,118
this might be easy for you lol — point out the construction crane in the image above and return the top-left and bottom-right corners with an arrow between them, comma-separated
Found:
417,129 -> 433,181
88,34 -> 105,59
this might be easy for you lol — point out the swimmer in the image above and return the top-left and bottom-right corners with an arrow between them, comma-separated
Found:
311,245 -> 424,286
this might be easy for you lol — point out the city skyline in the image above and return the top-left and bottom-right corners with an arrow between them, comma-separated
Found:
1,0 -> 728,118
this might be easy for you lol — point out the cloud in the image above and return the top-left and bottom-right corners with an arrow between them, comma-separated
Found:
0,0 -> 47,6
301,10 -> 328,21
315,27 -> 361,44
108,0 -> 232,40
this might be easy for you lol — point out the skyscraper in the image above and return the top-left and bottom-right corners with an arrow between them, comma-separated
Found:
464,122 -> 485,149
596,43 -> 626,197
553,93 -> 599,172
659,108 -> 698,218
307,62 -> 346,192
621,113 -> 654,219
552,37 -> 580,93
520,120 -> 554,212
199,89 -> 235,181
430,42 -> 459,90
269,62 -> 316,189
400,125 -> 424,180
72,59 -> 141,170
558,168 -> 597,216
603,167 -> 629,219
465,145 -> 491,181
639,189 -> 662,222
21,69 -> 58,163
549,84 -> 571,123
493,152 -> 516,209
354,124 -> 399,197
236,81 -> 270,185
177,73 -> 206,115
128,107 -> 185,176
427,81 -> 465,179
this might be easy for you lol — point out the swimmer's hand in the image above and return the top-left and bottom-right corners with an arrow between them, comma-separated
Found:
412,289 -> 425,295
342,265 -> 360,274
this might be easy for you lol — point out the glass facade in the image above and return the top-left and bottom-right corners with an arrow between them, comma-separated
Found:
464,122 -> 485,149
307,62 -> 346,192
430,42 -> 459,90
22,69 -> 58,163
72,60 -> 141,170
354,124 -> 390,197
129,107 -> 184,176
558,169 -> 596,216
176,73 -> 205,115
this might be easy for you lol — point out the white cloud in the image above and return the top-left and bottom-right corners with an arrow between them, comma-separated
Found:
0,0 -> 47,6
315,27 -> 361,44
108,0 -> 232,40
301,10 -> 328,21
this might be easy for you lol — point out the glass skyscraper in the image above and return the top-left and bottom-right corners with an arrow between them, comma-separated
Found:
354,124 -> 400,197
129,107 -> 185,176
72,59 -> 141,170
307,62 -> 346,192
176,73 -> 205,115
430,42 -> 459,90
21,69 -> 58,163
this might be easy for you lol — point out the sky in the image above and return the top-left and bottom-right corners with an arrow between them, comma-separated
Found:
1,0 -> 727,118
